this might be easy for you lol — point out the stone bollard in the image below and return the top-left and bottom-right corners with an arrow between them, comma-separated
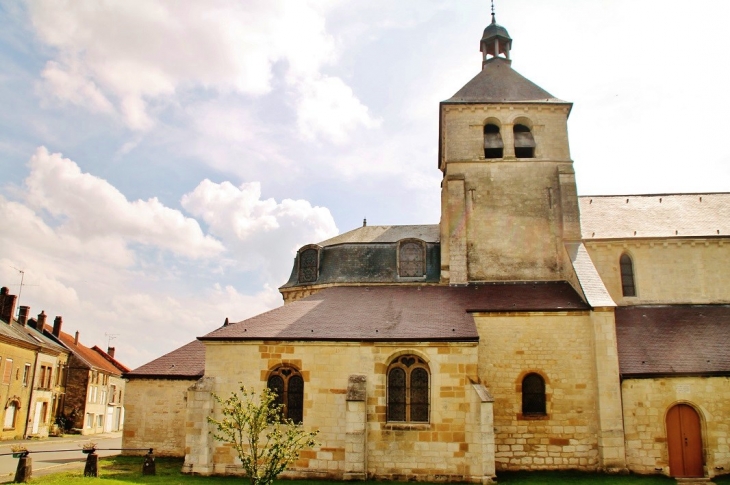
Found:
83,452 -> 99,477
14,454 -> 32,483
142,449 -> 156,475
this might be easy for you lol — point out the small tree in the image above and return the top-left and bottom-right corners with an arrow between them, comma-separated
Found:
208,384 -> 319,485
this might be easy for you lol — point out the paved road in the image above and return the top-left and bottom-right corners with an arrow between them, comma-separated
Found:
0,432 -> 122,481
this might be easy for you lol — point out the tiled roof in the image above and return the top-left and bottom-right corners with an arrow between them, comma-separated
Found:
202,283 -> 588,342
91,345 -> 131,374
565,243 -> 615,307
579,193 -> 730,239
50,328 -> 125,376
443,57 -> 568,105
126,339 -> 205,379
317,225 -> 439,246
0,319 -> 66,355
616,306 -> 730,377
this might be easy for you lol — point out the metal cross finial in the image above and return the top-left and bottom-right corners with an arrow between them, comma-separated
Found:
491,0 -> 496,22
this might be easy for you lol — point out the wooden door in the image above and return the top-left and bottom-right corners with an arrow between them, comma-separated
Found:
666,404 -> 704,478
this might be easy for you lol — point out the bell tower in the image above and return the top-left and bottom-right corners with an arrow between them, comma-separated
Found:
438,9 -> 580,285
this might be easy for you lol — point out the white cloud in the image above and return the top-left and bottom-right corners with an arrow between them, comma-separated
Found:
28,0 -> 376,141
181,179 -> 338,282
296,75 -> 381,144
24,147 -> 223,259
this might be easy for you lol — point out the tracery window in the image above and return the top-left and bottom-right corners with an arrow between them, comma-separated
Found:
521,373 -> 546,415
484,123 -> 504,158
398,240 -> 426,278
267,366 -> 304,424
298,248 -> 319,284
387,355 -> 429,423
620,253 -> 636,297
513,124 -> 535,158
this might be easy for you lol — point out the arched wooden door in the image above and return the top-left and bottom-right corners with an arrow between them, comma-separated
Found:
666,404 -> 704,478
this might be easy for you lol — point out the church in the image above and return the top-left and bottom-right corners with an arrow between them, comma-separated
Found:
123,12 -> 730,483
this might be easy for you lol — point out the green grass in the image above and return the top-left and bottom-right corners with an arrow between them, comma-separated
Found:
27,456 -> 730,484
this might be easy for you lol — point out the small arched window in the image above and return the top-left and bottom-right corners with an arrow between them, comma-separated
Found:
3,401 -> 18,429
513,124 -> 535,158
521,373 -> 546,415
387,355 -> 429,423
398,240 -> 426,278
267,366 -> 304,424
620,253 -> 636,297
298,248 -> 319,284
484,124 -> 503,158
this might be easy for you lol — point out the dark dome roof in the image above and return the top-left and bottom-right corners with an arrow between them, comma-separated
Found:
482,18 -> 511,41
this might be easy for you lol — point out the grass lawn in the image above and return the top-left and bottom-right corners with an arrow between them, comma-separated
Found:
28,456 -> 730,484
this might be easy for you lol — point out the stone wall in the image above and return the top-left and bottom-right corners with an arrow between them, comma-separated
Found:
621,376 -> 730,478
186,340 -> 496,482
123,378 -> 194,456
439,104 -> 579,284
585,239 -> 730,305
475,311 -> 625,471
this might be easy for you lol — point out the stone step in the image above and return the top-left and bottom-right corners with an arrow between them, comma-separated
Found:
675,478 -> 715,485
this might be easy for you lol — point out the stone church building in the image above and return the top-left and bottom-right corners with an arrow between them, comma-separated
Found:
123,14 -> 730,482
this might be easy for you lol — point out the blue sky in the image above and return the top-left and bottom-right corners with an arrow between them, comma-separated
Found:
1,0 -> 729,368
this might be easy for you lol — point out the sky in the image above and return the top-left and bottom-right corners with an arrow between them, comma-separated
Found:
1,0 -> 729,369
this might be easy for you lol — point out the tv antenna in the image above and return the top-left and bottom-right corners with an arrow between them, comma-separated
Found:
105,333 -> 119,348
9,266 -> 38,312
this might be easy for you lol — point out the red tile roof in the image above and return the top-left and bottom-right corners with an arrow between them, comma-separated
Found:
616,305 -> 730,377
202,283 -> 588,342
579,193 -> 730,239
48,327 -> 125,375
126,339 -> 205,379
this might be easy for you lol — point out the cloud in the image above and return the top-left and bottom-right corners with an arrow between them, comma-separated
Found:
24,147 -> 224,259
181,179 -> 338,282
28,0 -> 377,141
296,75 -> 381,144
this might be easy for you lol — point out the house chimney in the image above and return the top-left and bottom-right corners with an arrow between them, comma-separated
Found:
37,311 -> 48,331
0,287 -> 17,324
53,316 -> 63,337
18,306 -> 30,326
107,347 -> 115,358
74,331 -> 79,345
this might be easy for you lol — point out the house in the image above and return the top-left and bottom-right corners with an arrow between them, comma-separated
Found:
123,13 -> 730,482
0,288 -> 70,439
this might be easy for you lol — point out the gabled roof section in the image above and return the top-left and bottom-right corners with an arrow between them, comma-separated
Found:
125,339 -> 204,379
318,225 -> 439,246
49,327 -> 125,376
92,345 -> 131,374
580,193 -> 730,240
204,282 -> 588,342
565,243 -> 616,308
616,305 -> 730,377
443,57 -> 568,105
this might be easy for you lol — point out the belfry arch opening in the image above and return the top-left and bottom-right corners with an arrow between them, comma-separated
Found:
513,124 -> 535,158
484,123 -> 503,158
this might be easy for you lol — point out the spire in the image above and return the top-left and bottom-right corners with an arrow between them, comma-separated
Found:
480,1 -> 512,68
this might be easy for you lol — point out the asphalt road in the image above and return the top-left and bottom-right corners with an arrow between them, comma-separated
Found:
0,432 -> 122,481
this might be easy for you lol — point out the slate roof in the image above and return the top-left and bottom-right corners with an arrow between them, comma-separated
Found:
579,193 -> 730,239
202,283 -> 588,342
565,243 -> 615,307
616,305 -> 730,377
443,57 -> 568,105
125,339 -> 205,379
317,225 -> 440,246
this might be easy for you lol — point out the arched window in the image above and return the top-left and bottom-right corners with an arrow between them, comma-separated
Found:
620,253 -> 636,297
513,124 -> 535,158
267,366 -> 304,424
3,401 -> 18,429
521,373 -> 546,415
298,248 -> 319,284
484,124 -> 503,158
398,240 -> 425,278
387,355 -> 429,423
